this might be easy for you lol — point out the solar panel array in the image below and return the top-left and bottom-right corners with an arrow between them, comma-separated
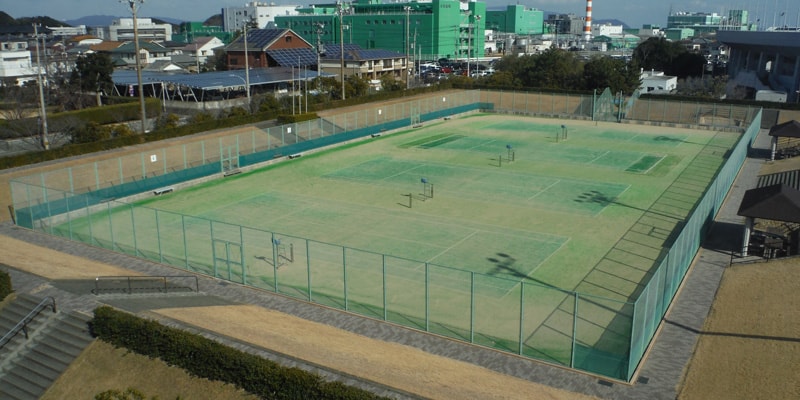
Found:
267,48 -> 319,67
246,29 -> 284,48
112,67 -> 328,91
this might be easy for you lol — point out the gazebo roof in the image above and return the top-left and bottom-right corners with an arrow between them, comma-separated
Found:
768,120 -> 800,138
737,183 -> 800,223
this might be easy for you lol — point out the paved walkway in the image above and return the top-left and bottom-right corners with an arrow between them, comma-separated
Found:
0,128 -> 771,400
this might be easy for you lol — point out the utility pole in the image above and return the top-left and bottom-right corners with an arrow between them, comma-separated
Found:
33,23 -> 49,149
123,0 -> 147,135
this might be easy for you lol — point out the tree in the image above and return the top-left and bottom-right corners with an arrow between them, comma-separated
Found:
345,75 -> 370,98
209,48 -> 228,72
583,56 -> 641,94
632,37 -> 684,73
70,53 -> 114,95
379,74 -> 403,92
669,52 -> 708,79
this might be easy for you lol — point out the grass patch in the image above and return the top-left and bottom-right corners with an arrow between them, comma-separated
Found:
41,340 -> 259,400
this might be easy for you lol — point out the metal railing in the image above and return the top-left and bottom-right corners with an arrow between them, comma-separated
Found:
0,296 -> 57,350
93,275 -> 200,295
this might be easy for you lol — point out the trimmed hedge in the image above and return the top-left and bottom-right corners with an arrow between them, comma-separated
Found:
0,268 -> 11,301
90,306 -> 389,400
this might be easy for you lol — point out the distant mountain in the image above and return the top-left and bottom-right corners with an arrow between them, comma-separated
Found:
204,14 -> 223,27
0,11 -> 68,27
64,15 -> 186,27
0,11 -> 15,25
64,15 -> 119,27
594,19 -> 630,29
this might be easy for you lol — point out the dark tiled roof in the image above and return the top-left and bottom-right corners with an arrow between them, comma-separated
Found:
768,120 -> 800,138
737,183 -> 800,223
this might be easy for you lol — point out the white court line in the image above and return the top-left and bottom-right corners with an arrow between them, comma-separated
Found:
467,138 -> 497,151
384,163 -> 425,181
425,230 -> 479,266
527,179 -> 561,201
499,237 -> 572,300
588,150 -> 610,165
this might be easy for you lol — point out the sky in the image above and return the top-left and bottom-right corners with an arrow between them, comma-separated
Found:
2,0 -> 799,30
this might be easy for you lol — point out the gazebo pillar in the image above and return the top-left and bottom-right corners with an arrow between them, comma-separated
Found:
771,135 -> 777,161
741,217 -> 754,257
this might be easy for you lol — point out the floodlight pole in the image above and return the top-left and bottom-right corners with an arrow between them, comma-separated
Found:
338,2 -> 345,100
243,22 -> 251,108
405,6 -> 411,89
465,11 -> 471,78
315,22 -> 324,91
33,23 -> 49,150
124,0 -> 148,135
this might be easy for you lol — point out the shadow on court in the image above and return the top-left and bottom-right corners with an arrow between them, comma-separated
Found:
486,252 -> 560,290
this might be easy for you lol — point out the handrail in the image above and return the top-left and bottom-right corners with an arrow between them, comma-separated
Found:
93,275 -> 200,295
0,296 -> 57,350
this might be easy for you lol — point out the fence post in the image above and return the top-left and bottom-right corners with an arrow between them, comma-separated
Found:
518,282 -> 525,355
571,292 -> 578,367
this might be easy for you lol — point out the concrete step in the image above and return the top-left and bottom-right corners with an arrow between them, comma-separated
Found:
3,367 -> 49,397
16,355 -> 62,381
0,370 -> 43,400
0,312 -> 95,399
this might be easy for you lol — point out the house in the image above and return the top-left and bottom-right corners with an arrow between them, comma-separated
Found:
225,28 -> 313,69
108,40 -> 173,68
181,37 -> 225,70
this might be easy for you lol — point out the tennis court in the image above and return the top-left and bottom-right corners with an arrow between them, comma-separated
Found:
14,98 -> 752,380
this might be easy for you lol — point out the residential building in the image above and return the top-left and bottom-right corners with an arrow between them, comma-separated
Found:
108,40 -> 173,68
100,18 -> 173,42
222,2 -> 299,32
0,40 -> 36,85
179,37 -> 226,72
639,69 -> 677,94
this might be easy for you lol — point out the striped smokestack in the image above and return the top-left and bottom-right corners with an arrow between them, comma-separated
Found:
584,0 -> 592,42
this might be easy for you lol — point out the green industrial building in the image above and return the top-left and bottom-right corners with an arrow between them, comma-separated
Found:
485,5 -> 544,36
172,22 -> 234,44
274,0 -> 487,62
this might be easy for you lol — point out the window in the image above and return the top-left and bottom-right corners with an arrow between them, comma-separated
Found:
285,36 -> 292,43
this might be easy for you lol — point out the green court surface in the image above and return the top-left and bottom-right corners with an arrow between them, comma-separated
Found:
54,113 -> 737,366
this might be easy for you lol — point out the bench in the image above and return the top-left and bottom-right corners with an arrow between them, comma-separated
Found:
288,153 -> 303,159
371,133 -> 382,138
153,186 -> 174,195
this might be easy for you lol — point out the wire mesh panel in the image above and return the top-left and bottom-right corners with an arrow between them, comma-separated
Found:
426,264 -> 473,341
384,256 -> 428,331
342,248 -> 385,319
307,239 -> 347,309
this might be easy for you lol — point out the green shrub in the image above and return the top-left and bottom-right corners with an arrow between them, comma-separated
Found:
90,306 -> 389,400
0,268 -> 11,301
